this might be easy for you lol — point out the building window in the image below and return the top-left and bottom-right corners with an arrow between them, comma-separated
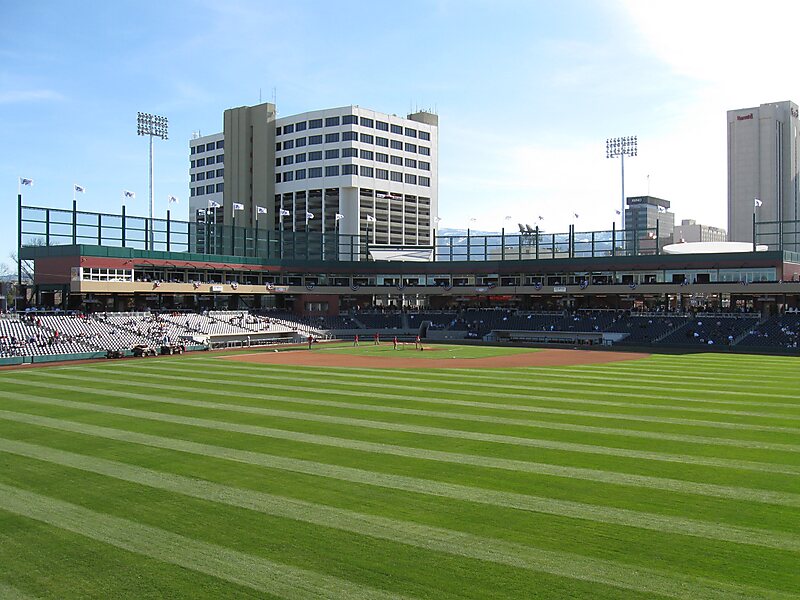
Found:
419,176 -> 430,187
342,115 -> 357,125
295,153 -> 307,162
309,134 -> 323,145
308,151 -> 322,161
390,140 -> 402,150
376,136 -> 389,147
360,166 -> 374,177
325,116 -> 340,127
206,170 -> 214,179
342,164 -> 357,175
206,155 -> 215,165
191,187 -> 196,196
216,183 -> 224,192
342,131 -> 357,141
309,118 -> 323,129
405,143 -> 417,153
376,120 -> 389,131
197,158 -> 205,166
325,165 -> 339,177
419,161 -> 430,171
325,149 -> 339,159
325,133 -> 340,143
404,174 -> 417,185
418,146 -> 430,156
284,124 -> 294,134
419,131 -> 430,141
283,171 -> 293,182
206,184 -> 215,193
295,137 -> 307,147
390,155 -> 403,166
342,147 -> 358,158
190,174 -> 196,182
376,152 -> 388,163
275,173 -> 281,183
390,171 -> 402,182
376,168 -> 389,180
197,172 -> 205,181
216,154 -> 223,164
360,117 -> 374,128
360,149 -> 374,160
360,133 -> 374,144
207,142 -> 216,151
405,128 -> 417,138
295,169 -> 307,180
276,126 -> 282,136
309,167 -> 323,178
405,158 -> 417,168
295,121 -> 307,131
190,160 -> 196,168
216,168 -> 224,177
283,155 -> 294,165
283,139 -> 294,150
196,187 -> 205,195
216,140 -> 223,149
191,146 -> 196,155
391,124 -> 402,134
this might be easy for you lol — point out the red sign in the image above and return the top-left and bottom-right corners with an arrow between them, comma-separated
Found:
737,113 -> 753,121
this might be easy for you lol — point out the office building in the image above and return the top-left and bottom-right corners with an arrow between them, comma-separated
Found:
727,100 -> 800,244
673,219 -> 727,244
624,195 -> 674,252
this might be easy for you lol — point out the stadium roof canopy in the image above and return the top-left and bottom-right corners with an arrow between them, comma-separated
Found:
662,242 -> 769,255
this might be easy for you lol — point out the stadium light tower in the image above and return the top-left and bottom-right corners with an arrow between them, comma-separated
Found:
137,112 -> 169,250
606,136 -> 637,230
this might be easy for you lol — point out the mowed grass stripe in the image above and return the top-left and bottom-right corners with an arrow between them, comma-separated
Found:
6,410 -> 800,524
0,385 -> 800,488
103,362 -> 800,421
44,366 -> 800,454
0,582 -> 38,600
26,368 -> 800,435
1,423 -> 799,557
0,482 -> 411,600
1,438 -> 797,600
185,359 -> 800,409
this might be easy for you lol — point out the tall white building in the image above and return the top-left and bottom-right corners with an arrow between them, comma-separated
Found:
727,100 -> 800,244
189,103 -> 438,251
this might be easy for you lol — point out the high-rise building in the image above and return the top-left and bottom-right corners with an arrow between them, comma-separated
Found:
189,103 -> 438,251
624,195 -> 674,252
727,101 -> 800,244
673,219 -> 727,244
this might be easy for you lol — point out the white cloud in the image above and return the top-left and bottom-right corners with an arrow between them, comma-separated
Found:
0,89 -> 64,104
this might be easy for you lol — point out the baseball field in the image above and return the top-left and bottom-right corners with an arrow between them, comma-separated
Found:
0,344 -> 797,599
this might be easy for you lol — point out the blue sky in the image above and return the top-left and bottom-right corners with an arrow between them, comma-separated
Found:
2,0 -> 798,268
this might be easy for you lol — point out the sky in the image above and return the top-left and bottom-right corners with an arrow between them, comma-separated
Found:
2,0 -> 799,267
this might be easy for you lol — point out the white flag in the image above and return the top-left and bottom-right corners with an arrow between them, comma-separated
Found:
754,198 -> 763,207
74,184 -> 85,193
208,200 -> 221,208
123,190 -> 135,200
335,213 -> 344,221
366,214 -> 376,223
20,177 -> 33,187
256,206 -> 268,214
574,213 -> 579,219
615,210 -> 621,215
434,216 -> 442,223
279,208 -> 290,217
168,195 -> 179,204
305,211 -> 314,220
233,202 -> 244,210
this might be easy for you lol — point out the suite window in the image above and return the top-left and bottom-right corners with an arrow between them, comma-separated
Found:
196,187 -> 205,195
390,140 -> 402,150
216,154 -> 223,163
197,158 -> 205,166
405,128 -> 417,138
309,134 -> 323,145
284,124 -> 295,134
207,142 -> 216,151
206,155 -> 215,165
376,168 -> 389,180
276,126 -> 282,136
390,155 -> 403,166
360,166 -> 374,177
295,137 -> 307,147
283,155 -> 294,165
206,184 -> 215,193
376,152 -> 388,163
295,153 -> 307,162
295,169 -> 307,180
295,121 -> 307,131
342,131 -> 357,141
309,167 -> 323,178
197,172 -> 205,181
376,120 -> 389,131
342,164 -> 357,175
325,165 -> 339,177
405,143 -> 417,153
216,168 -> 224,177
190,160 -> 196,168
206,170 -> 214,179
275,173 -> 282,183
419,161 -> 430,171
405,158 -> 417,168
283,139 -> 294,150
191,146 -> 196,155
404,174 -> 417,185
390,171 -> 402,182
419,131 -> 430,141
283,171 -> 294,182
342,115 -> 358,125
376,136 -> 389,147
216,183 -> 224,192
190,174 -> 196,182
309,118 -> 323,129
360,117 -> 374,128
391,124 -> 402,134
342,147 -> 358,158
216,140 -> 223,149
325,132 -> 340,143
360,149 -> 374,160
325,116 -> 340,127
308,151 -> 322,161
419,176 -> 430,187
419,146 -> 430,156
360,133 -> 374,144
190,187 -> 196,196
325,149 -> 339,159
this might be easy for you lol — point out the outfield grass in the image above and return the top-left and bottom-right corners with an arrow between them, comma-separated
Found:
320,341 -> 542,358
0,348 -> 798,599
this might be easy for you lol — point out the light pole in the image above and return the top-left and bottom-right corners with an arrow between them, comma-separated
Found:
606,136 -> 637,230
137,112 -> 169,250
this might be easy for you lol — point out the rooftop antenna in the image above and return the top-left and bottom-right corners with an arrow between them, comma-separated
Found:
259,88 -> 262,103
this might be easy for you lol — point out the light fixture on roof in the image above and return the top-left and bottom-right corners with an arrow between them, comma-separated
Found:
606,135 -> 638,230
137,112 -> 169,251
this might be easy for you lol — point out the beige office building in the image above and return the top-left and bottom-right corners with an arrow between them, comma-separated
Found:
727,100 -> 800,244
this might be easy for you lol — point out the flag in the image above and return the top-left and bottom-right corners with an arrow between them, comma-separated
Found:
574,213 -> 579,219
615,210 -> 621,215
279,208 -> 290,217
256,206 -> 268,214
434,216 -> 442,223
754,198 -> 763,207
469,217 -> 477,222
233,202 -> 244,210
504,215 -> 513,220
20,177 -> 33,187
305,211 -> 314,220
208,200 -> 221,208
366,214 -> 376,222
123,190 -> 135,200
335,213 -> 344,221
168,195 -> 179,204
538,216 -> 544,220
74,184 -> 85,193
